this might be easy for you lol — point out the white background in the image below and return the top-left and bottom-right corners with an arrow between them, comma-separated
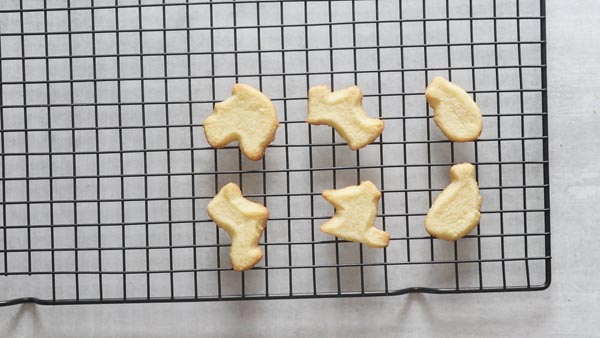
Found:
0,0 -> 599,337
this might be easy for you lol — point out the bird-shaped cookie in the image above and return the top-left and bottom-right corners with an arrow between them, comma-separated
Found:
425,163 -> 483,241
320,181 -> 390,248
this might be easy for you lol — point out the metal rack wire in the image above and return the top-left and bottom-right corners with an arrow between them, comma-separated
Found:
0,0 -> 549,305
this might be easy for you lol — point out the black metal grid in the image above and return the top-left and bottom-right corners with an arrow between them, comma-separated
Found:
0,0 -> 549,305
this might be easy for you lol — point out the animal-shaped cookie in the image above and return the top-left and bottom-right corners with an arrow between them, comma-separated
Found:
320,181 -> 390,248
203,83 -> 279,160
207,183 -> 269,271
425,163 -> 483,241
307,85 -> 384,150
425,76 -> 483,142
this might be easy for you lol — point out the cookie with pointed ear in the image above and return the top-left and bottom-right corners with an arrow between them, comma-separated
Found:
207,183 -> 269,271
425,76 -> 482,142
308,85 -> 384,150
425,163 -> 483,241
203,83 -> 279,160
320,181 -> 390,248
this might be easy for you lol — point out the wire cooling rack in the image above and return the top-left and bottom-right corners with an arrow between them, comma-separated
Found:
0,0 -> 549,305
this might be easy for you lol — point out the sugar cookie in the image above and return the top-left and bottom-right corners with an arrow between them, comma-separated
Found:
320,181 -> 390,248
203,83 -> 279,160
307,85 -> 384,150
207,183 -> 268,271
425,163 -> 483,241
425,76 -> 483,142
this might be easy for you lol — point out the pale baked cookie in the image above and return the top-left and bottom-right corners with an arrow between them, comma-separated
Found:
320,181 -> 390,248
203,83 -> 279,161
207,183 -> 268,271
307,85 -> 384,150
425,163 -> 483,241
425,76 -> 483,142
